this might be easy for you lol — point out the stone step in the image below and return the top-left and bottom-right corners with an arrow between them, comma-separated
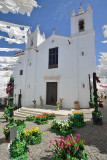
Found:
14,114 -> 26,119
20,107 -> 74,116
15,110 -> 40,116
14,107 -> 74,119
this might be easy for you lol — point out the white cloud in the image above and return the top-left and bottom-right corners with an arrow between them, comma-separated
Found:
102,40 -> 107,43
0,0 -> 39,16
0,48 -> 21,52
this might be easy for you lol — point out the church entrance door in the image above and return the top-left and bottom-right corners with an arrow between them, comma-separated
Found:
46,82 -> 57,105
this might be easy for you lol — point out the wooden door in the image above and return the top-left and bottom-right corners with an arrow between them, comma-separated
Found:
46,82 -> 57,105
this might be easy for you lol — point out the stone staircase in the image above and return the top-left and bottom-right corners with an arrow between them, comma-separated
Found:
14,107 -> 74,119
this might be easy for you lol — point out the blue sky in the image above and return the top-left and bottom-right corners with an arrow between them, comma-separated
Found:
0,0 -> 107,66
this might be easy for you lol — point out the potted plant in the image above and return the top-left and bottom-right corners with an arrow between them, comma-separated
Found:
68,112 -> 86,128
92,110 -> 103,125
49,134 -> 88,160
39,96 -> 43,106
33,100 -> 36,108
92,73 -> 103,125
3,126 -> 10,142
59,98 -> 63,108
56,101 -> 59,111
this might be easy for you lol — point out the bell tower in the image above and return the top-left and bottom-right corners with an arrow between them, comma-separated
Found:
71,4 -> 94,37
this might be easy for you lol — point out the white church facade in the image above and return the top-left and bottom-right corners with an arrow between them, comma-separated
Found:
13,5 -> 96,109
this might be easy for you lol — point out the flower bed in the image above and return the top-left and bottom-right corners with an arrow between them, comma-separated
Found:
34,115 -> 48,125
51,120 -> 75,136
43,113 -> 56,120
26,115 -> 35,121
68,112 -> 86,128
10,152 -> 27,160
21,127 -> 42,145
49,134 -> 88,160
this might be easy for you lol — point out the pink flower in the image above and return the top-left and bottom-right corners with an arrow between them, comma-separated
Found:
60,146 -> 63,150
60,139 -> 64,143
68,137 -> 71,141
59,145 -> 61,148
62,136 -> 64,140
75,137 -> 77,141
50,140 -> 52,143
67,150 -> 70,154
4,126 -> 6,128
69,143 -> 71,147
49,145 -> 51,148
77,139 -> 80,142
83,140 -> 85,143
55,138 -> 58,143
76,134 -> 80,137
74,140 -> 76,145
76,148 -> 78,151
67,135 -> 70,138
66,139 -> 68,142
65,145 -> 67,149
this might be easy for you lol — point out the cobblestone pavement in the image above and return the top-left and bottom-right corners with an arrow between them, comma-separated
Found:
0,100 -> 107,160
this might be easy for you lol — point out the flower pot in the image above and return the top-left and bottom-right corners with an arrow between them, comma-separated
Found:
92,112 -> 103,125
74,101 -> 80,110
57,108 -> 59,111
5,132 -> 10,142
40,101 -> 43,106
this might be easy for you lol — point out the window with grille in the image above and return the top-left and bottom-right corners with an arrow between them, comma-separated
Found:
78,20 -> 85,32
49,47 -> 58,69
20,70 -> 23,75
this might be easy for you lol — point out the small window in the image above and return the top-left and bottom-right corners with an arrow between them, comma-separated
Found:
30,40 -> 33,46
30,62 -> 31,66
79,20 -> 84,32
82,83 -> 85,88
82,52 -> 84,56
20,70 -> 23,75
49,47 -> 58,69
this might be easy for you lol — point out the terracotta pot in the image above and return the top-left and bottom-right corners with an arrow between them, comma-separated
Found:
40,101 -> 43,106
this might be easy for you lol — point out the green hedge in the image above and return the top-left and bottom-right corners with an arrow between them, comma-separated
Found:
34,120 -> 48,125
10,152 -> 27,160
50,128 -> 75,136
